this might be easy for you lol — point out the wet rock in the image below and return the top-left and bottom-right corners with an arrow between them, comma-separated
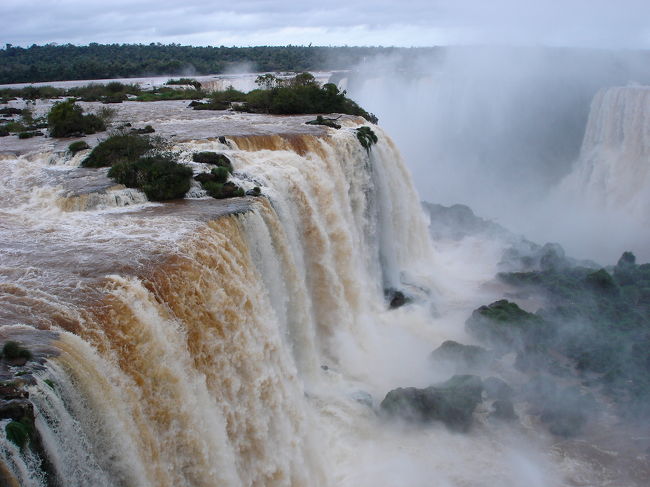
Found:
0,399 -> 34,422
491,399 -> 517,420
351,391 -> 374,408
385,289 -> 410,309
430,340 -> 492,370
245,186 -> 261,197
483,376 -> 514,400
380,375 -> 483,431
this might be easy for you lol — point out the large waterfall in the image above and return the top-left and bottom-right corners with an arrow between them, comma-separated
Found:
560,86 -> 650,221
0,122 -> 435,486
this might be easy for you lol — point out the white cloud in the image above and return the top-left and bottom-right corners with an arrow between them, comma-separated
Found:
1,0 -> 650,48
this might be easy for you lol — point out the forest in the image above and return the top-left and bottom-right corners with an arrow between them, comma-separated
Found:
0,43 -> 430,84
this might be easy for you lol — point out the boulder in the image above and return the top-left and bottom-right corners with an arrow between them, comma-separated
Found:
483,376 -> 514,400
430,340 -> 492,370
385,289 -> 410,309
380,375 -> 483,431
490,399 -> 517,420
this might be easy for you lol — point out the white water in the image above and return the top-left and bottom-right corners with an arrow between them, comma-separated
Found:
0,113 -> 625,486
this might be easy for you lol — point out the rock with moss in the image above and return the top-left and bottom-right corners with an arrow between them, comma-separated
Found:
245,186 -> 262,197
1,341 -> 32,366
82,133 -> 155,168
305,115 -> 341,129
380,375 -> 483,431
465,300 -> 549,353
430,340 -> 492,370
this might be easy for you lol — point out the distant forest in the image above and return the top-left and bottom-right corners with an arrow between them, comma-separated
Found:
0,44 -> 424,84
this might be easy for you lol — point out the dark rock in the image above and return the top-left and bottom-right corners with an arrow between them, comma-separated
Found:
0,107 -> 23,116
0,383 -> 28,400
465,300 -> 547,353
130,125 -> 155,134
0,399 -> 34,421
321,365 -> 329,371
194,172 -> 216,184
539,243 -> 567,271
245,186 -> 261,197
430,340 -> 492,370
483,376 -> 514,400
385,289 -> 410,309
218,136 -> 227,144
491,399 -> 517,420
380,375 -> 483,431
192,151 -> 232,169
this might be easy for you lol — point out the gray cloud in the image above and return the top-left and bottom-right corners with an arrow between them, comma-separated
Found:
1,0 -> 650,47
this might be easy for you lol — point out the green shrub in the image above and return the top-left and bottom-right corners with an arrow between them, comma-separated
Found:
166,78 -> 202,89
47,99 -> 106,137
202,180 -> 245,199
356,126 -> 378,150
211,166 -> 230,183
81,133 -> 154,167
1,341 -> 32,361
108,154 -> 192,201
68,140 -> 90,154
0,126 -> 8,137
192,151 -> 232,170
18,131 -> 38,139
5,419 -> 33,449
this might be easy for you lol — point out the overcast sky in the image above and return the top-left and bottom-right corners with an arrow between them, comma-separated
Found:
2,0 -> 650,48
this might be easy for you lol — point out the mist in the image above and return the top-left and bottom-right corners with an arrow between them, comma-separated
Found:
345,46 -> 650,262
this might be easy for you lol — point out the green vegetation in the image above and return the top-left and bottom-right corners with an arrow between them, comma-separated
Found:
166,78 -> 202,89
68,140 -> 90,154
47,99 -> 106,137
192,151 -> 232,169
81,133 -> 155,167
109,153 -> 192,201
484,251 -> 650,417
1,341 -> 32,361
5,418 -> 34,449
305,115 -> 342,129
0,43 -> 412,84
356,126 -> 379,150
233,73 -> 377,122
190,86 -> 247,110
136,87 -> 204,102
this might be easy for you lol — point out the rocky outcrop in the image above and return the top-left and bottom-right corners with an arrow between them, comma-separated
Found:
380,375 -> 483,431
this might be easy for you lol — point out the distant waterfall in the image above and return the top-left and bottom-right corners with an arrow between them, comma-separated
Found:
559,86 -> 650,221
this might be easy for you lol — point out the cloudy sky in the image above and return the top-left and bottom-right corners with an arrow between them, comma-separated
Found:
2,0 -> 650,48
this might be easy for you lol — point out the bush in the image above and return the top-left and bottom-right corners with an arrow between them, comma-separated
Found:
81,133 -> 155,167
166,78 -> 202,89
68,140 -> 90,154
108,154 -> 192,201
212,166 -> 230,183
356,126 -> 378,150
1,341 -> 32,361
202,180 -> 245,199
192,151 -> 232,169
47,99 -> 106,137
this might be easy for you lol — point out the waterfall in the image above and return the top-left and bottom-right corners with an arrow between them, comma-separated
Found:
0,124 -> 435,486
559,86 -> 650,221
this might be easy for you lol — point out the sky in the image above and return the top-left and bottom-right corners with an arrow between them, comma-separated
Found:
2,0 -> 650,48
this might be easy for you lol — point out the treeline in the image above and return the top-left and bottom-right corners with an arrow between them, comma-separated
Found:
0,43 -> 421,84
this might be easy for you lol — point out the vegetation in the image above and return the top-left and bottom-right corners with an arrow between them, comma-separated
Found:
109,153 -> 193,201
5,418 -> 34,449
135,87 -> 204,102
1,341 -> 32,361
166,78 -> 202,89
190,86 -> 247,110
235,73 -> 377,122
81,133 -> 156,167
0,43 -> 412,84
47,99 -> 106,137
356,126 -> 379,150
476,251 -> 650,418
68,140 -> 90,154
192,151 -> 232,169
305,115 -> 342,129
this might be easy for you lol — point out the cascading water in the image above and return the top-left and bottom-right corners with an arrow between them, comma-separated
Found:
0,121 -> 435,486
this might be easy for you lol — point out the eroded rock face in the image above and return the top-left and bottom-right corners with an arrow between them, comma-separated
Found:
380,375 -> 483,431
